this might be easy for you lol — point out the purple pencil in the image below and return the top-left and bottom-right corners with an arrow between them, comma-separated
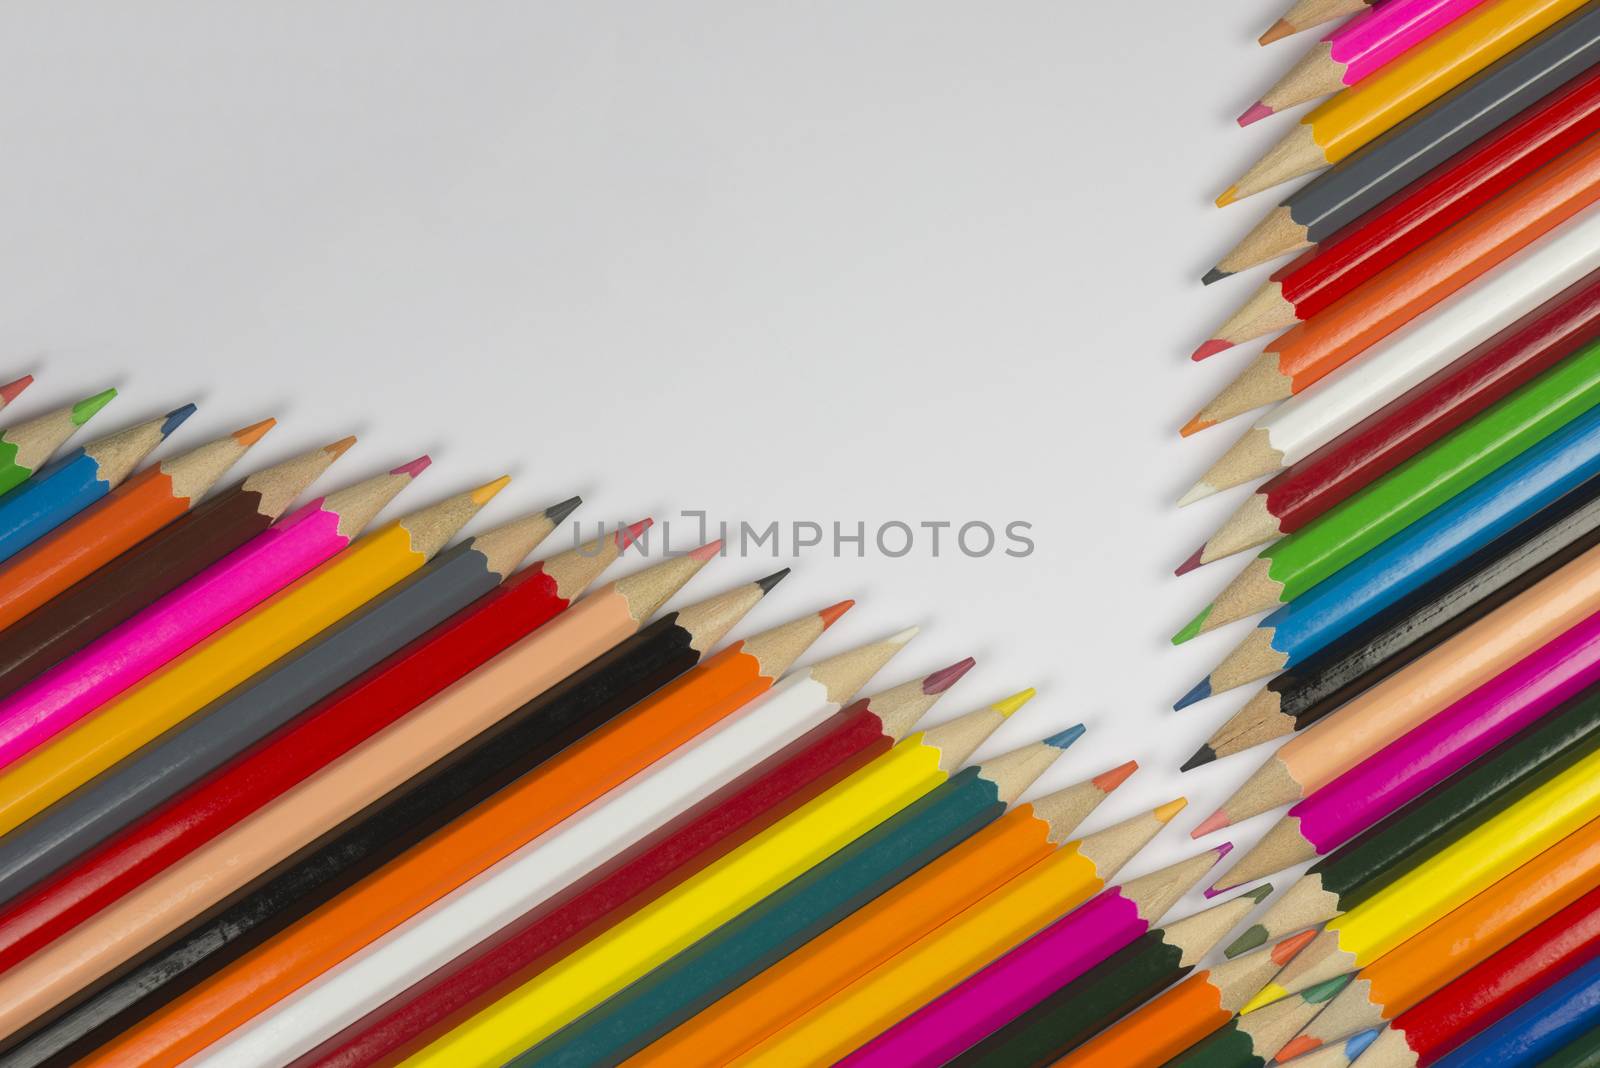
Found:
1215,607 -> 1600,892
837,845 -> 1230,1068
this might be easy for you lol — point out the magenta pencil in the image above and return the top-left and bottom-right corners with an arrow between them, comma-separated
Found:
0,460 -> 425,771
1240,0 -> 1491,125
1215,607 -> 1600,892
837,846 -> 1228,1068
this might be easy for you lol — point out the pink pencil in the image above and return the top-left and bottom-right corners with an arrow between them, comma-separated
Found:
1213,607 -> 1600,892
0,458 -> 427,771
837,846 -> 1229,1068
1239,0 -> 1491,125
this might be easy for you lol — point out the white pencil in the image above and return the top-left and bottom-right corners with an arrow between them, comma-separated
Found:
1181,209 -> 1600,505
189,629 -> 918,1067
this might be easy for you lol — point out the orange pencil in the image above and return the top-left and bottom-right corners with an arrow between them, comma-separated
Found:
1186,138 -> 1600,433
634,761 -> 1138,1066
1052,929 -> 1321,1068
0,420 -> 274,633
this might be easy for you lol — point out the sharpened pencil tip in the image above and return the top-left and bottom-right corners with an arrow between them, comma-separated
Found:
756,568 -> 789,593
1216,185 -> 1240,209
1259,18 -> 1295,44
1276,1037 -> 1319,1061
1213,842 -> 1234,861
1347,1031 -> 1381,1060
1174,545 -> 1206,575
688,539 -> 724,561
232,418 -> 277,446
1155,798 -> 1188,823
1045,723 -> 1085,749
1201,268 -> 1231,287
323,435 -> 358,459
1172,605 -> 1212,645
1177,479 -> 1219,507
1180,744 -> 1217,773
818,599 -> 854,628
1237,102 -> 1275,127
887,625 -> 920,646
1245,882 -> 1274,903
1273,928 -> 1321,963
470,475 -> 513,504
1174,677 -> 1212,711
0,376 -> 33,405
992,687 -> 1038,717
619,518 -> 654,548
160,404 -> 198,437
1093,760 -> 1138,792
1180,415 -> 1214,438
1191,807 -> 1229,839
543,495 -> 583,525
71,388 -> 118,425
390,455 -> 431,478
924,657 -> 977,694
1225,924 -> 1268,958
1191,338 -> 1233,362
1244,982 -> 1290,1014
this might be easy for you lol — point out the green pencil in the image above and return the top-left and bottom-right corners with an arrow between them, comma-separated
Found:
1168,973 -> 1354,1068
0,388 -> 116,498
1175,343 -> 1600,642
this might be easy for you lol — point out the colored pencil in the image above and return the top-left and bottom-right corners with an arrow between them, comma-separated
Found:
1542,1021 -> 1600,1068
0,436 -> 351,702
0,458 -> 421,839
1189,468 -> 1600,767
1190,176 -> 1600,435
1431,954 -> 1600,1066
53,545 -> 717,1061
1054,929 -> 1323,1068
1215,614 -> 1600,892
841,846 -> 1231,1068
1259,0 -> 1392,44
1220,0 -> 1588,203
118,565 -> 771,1067
0,375 -> 32,411
742,801 -> 1184,1067
1181,267 -> 1600,545
1226,683 -> 1600,955
0,388 -> 116,497
1167,975 -> 1354,1068
0,526 -> 641,1068
401,687 -> 1009,1067
1296,883 -> 1600,1064
530,730 -> 1084,1067
1241,0 -> 1493,126
0,405 -> 192,564
0,498 -> 574,915
633,764 -> 1135,1068
1193,523 -> 1600,834
948,885 -> 1275,1067
1215,15 -> 1600,275
1277,1030 -> 1381,1067
1182,336 -> 1600,652
1242,760 -> 1600,1007
281,634 -> 921,1068
0,471 -> 483,962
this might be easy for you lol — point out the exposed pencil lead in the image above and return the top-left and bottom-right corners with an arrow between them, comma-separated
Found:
1216,184 -> 1241,209
1175,545 -> 1206,575
992,686 -> 1038,717
1259,18 -> 1296,45
1192,338 -> 1234,362
71,388 -> 118,425
390,455 -> 432,478
1181,744 -> 1217,773
1191,807 -> 1229,839
1045,723 -> 1086,749
924,657 -> 976,694
470,476 -> 513,505
1094,760 -> 1138,791
160,404 -> 198,437
1201,267 -> 1232,287
1172,605 -> 1212,645
324,435 -> 358,458
1237,102 -> 1275,127
818,599 -> 854,628
0,376 -> 33,405
756,568 -> 790,594
543,495 -> 583,525
1174,677 -> 1212,711
1181,414 -> 1215,438
689,539 -> 724,561
232,418 -> 277,446
620,518 -> 654,547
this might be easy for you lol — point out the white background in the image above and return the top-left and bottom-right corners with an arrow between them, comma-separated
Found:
2,1 -> 1322,921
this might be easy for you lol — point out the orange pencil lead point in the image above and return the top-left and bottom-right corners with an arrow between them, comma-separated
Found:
233,418 -> 278,446
1180,415 -> 1213,437
1093,760 -> 1138,792
1216,185 -> 1240,208
818,600 -> 855,628
1258,18 -> 1295,45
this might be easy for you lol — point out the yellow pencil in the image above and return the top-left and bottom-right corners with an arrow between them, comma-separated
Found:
1243,744 -> 1600,1012
733,800 -> 1183,1066
0,477 -> 505,837
403,690 -> 1030,1067
1220,0 -> 1587,202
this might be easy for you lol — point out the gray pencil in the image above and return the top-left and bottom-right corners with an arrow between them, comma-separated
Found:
1211,2 -> 1600,277
0,495 -> 579,907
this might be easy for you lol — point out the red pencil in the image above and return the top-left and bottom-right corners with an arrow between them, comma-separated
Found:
1312,883 -> 1600,1066
287,657 -> 959,1068
1207,66 -> 1600,283
1186,268 -> 1600,568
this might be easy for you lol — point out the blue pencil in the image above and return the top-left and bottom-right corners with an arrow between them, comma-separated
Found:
1434,954 -> 1600,1067
0,404 -> 194,565
1185,404 -> 1600,706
